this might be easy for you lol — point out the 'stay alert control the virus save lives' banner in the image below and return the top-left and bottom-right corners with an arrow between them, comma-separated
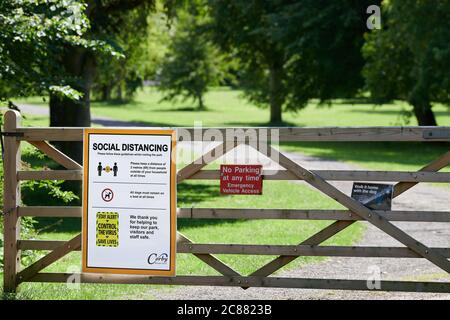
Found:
82,129 -> 176,276
220,164 -> 263,195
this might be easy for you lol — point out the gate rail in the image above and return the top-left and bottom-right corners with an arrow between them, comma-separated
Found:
2,109 -> 450,294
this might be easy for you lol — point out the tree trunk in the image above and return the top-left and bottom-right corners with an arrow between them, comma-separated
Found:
412,101 -> 437,126
116,83 -> 123,101
50,47 -> 95,164
197,94 -> 206,111
268,63 -> 284,124
101,84 -> 112,101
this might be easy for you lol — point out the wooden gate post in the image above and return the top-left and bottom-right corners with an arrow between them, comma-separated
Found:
3,110 -> 22,293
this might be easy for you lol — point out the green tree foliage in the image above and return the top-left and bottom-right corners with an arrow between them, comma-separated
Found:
209,1 -> 288,123
159,10 -> 227,110
48,0 -> 158,163
92,11 -> 170,102
271,0 -> 378,106
209,0 -> 376,124
0,145 -> 79,272
363,0 -> 450,126
0,0 -> 100,103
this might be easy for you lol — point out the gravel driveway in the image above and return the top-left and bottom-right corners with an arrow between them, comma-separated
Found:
15,104 -> 450,299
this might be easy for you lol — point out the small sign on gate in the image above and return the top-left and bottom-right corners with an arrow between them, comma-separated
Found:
220,164 -> 263,195
351,182 -> 393,210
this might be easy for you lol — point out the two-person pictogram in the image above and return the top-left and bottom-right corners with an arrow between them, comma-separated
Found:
97,162 -> 118,176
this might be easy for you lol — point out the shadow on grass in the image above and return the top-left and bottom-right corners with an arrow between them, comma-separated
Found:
92,118 -> 177,128
91,99 -> 140,107
151,106 -> 211,112
1,292 -> 20,300
331,98 -> 381,105
178,218 -> 240,230
348,109 -> 450,116
178,182 -> 241,229
177,182 -> 222,205
224,120 -> 299,127
92,100 -> 208,112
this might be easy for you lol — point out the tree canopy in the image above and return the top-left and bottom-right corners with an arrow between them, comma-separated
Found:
209,0 -> 288,123
272,0 -> 378,103
363,0 -> 450,126
92,11 -> 169,102
209,0 -> 376,124
48,0 -> 159,162
159,9 -> 227,110
3,0 -> 448,129
0,0 -> 108,103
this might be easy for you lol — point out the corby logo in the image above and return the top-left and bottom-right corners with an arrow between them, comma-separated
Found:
147,253 -> 169,265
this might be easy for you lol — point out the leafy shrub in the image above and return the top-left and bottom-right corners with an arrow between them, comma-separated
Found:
0,138 -> 79,271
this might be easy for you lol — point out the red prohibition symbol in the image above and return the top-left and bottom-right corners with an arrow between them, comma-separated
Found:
101,188 -> 114,202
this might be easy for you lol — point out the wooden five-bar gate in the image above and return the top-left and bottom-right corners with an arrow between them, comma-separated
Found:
2,109 -> 450,294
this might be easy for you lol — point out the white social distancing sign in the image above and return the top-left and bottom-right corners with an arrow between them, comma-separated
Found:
82,129 -> 176,276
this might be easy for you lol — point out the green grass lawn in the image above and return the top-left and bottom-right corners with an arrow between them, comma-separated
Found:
2,87 -> 449,299
17,86 -> 450,127
98,88 -> 450,177
0,131 -> 364,300
13,87 -> 450,175
3,179 -> 363,300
